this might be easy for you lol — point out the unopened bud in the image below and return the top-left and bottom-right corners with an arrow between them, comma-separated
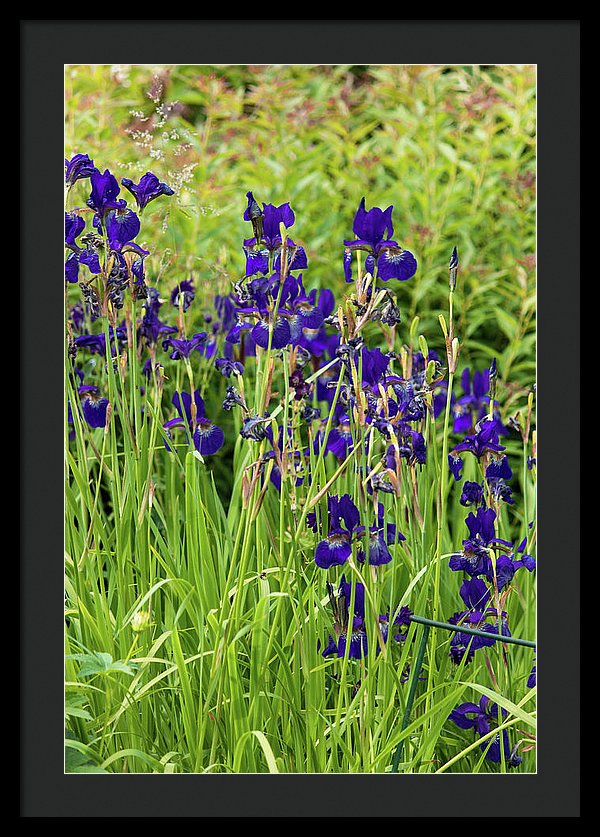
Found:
451,337 -> 460,368
449,246 -> 459,291
399,345 -> 409,378
409,316 -> 420,343
438,314 -> 448,339
426,359 -> 437,386
489,357 -> 498,401
418,335 -> 428,361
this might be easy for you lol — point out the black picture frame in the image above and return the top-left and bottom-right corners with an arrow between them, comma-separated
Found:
21,20 -> 579,817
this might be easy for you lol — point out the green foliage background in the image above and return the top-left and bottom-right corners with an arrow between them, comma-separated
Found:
66,63 -> 535,374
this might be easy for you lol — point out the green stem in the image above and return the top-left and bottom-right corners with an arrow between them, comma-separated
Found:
390,624 -> 430,773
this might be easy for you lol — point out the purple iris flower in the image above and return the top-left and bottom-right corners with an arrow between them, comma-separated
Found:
485,454 -> 514,505
215,357 -> 245,378
448,452 -> 463,481
242,200 -> 308,276
385,378 -> 427,423
138,290 -> 177,347
295,288 -> 339,359
170,279 -> 196,311
65,252 -> 79,284
121,172 -> 174,211
460,481 -> 486,508
163,390 -> 224,456
72,324 -> 127,356
250,315 -> 292,350
449,695 -> 522,767
453,367 -> 509,435
284,275 -> 325,344
104,207 -> 145,254
321,575 -> 413,660
385,423 -> 427,468
65,153 -> 98,186
162,332 -> 207,360
448,578 -> 511,664
65,213 -> 101,283
78,385 -> 109,429
314,494 -> 361,569
343,197 -> 417,283
448,506 -> 505,577
453,368 -> 490,434
452,417 -> 506,460
87,169 -> 126,218
326,414 -> 354,459
449,507 -> 535,588
360,346 -> 390,386
321,575 -> 368,659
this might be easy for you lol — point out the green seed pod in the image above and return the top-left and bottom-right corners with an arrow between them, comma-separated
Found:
438,314 -> 448,339
409,316 -> 420,343
426,359 -> 437,385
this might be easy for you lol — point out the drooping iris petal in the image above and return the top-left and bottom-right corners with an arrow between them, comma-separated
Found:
376,246 -> 417,282
343,248 -> 353,282
193,420 -> 225,456
105,208 -> 141,249
243,245 -> 270,277
361,346 -> 390,386
314,531 -> 351,569
65,252 -> 79,283
367,532 -> 393,566
338,629 -> 368,660
274,242 -> 308,273
326,420 -> 354,458
320,634 -> 339,658
251,317 -> 291,350
459,578 -> 491,612
448,453 -> 463,481
486,455 -> 513,482
65,212 -> 86,248
79,248 -> 101,275
82,394 -> 109,428
448,702 -> 482,730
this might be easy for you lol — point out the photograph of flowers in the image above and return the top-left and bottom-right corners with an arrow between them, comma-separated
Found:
64,62 -> 538,776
